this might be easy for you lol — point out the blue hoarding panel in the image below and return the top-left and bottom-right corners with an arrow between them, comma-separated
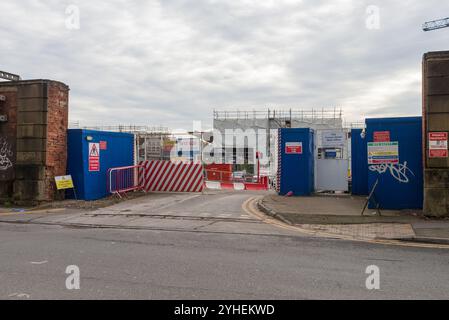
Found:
278,128 -> 314,196
366,117 -> 423,210
351,129 -> 368,195
67,129 -> 134,201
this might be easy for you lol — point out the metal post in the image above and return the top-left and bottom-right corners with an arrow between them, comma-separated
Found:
0,71 -> 21,81
160,134 -> 163,160
144,135 -> 148,161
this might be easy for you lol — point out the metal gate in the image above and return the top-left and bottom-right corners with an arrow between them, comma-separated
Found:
315,129 -> 349,192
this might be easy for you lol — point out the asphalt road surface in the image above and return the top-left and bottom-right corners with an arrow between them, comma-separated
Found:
1,191 -> 448,299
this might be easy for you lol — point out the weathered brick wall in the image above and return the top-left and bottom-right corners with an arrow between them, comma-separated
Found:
423,51 -> 449,217
0,86 -> 18,200
0,79 -> 69,205
45,82 -> 69,200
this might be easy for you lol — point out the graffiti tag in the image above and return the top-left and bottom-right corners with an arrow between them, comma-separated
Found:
368,161 -> 414,183
0,137 -> 13,171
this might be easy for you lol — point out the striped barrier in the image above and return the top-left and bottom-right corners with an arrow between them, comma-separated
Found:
205,177 -> 269,191
139,160 -> 204,193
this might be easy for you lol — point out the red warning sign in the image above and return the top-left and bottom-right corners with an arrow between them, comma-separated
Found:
89,143 -> 100,172
100,141 -> 107,150
374,131 -> 390,142
429,132 -> 448,158
285,142 -> 303,154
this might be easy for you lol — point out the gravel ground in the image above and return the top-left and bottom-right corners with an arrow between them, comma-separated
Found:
1,191 -> 150,213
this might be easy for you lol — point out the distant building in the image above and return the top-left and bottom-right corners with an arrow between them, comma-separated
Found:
212,108 -> 344,176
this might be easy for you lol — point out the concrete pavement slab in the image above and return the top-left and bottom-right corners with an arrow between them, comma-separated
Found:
58,215 -> 138,226
257,195 -> 449,245
121,217 -> 212,229
92,193 -> 201,216
296,223 -> 416,240
197,220 -> 300,236
259,194 -> 423,224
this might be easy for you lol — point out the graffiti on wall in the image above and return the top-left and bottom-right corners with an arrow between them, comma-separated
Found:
368,161 -> 414,184
0,137 -> 13,171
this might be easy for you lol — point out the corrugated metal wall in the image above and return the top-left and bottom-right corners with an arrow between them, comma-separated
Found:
278,128 -> 314,196
366,117 -> 423,210
67,129 -> 134,200
350,129 -> 368,195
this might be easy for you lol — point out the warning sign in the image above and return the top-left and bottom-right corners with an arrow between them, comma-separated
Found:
374,131 -> 390,142
368,142 -> 399,165
89,143 -> 100,172
55,175 -> 74,190
100,141 -> 107,150
322,131 -> 345,147
429,132 -> 448,158
285,142 -> 303,154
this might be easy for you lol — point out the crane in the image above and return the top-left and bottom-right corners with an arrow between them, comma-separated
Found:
423,17 -> 449,31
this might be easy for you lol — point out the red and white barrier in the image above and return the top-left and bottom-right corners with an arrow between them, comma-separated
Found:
205,176 -> 269,191
139,160 -> 204,193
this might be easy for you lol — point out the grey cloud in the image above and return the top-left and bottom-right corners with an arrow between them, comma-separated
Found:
1,0 -> 449,129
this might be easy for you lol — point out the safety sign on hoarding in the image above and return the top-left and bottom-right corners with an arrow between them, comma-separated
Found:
88,143 -> 100,172
368,141 -> 399,165
429,132 -> 448,158
373,131 -> 390,142
100,141 -> 107,150
285,142 -> 303,154
322,130 -> 345,147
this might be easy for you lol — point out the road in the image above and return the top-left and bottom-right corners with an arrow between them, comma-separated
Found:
0,191 -> 448,299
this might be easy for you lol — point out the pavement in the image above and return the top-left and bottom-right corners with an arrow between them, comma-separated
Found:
0,191 -> 299,237
258,194 -> 449,244
1,190 -> 449,299
2,191 -> 449,246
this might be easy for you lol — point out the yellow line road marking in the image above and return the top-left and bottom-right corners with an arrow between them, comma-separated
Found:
242,197 -> 449,250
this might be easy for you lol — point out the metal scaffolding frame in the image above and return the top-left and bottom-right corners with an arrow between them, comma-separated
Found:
0,71 -> 21,81
68,122 -> 171,134
213,108 -> 343,121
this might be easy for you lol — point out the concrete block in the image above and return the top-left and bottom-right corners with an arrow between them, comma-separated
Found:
424,187 -> 449,217
17,124 -> 47,138
0,181 -> 13,200
16,138 -> 47,152
426,60 -> 449,77
17,83 -> 47,99
424,169 -> 449,188
17,111 -> 47,125
17,97 -> 47,112
13,180 -> 47,201
0,87 -> 17,93
427,76 -> 449,95
427,156 -> 449,168
427,113 -> 449,131
16,151 -> 46,164
427,95 -> 449,113
14,165 -> 46,180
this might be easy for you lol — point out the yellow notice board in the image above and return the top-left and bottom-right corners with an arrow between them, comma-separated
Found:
55,175 -> 74,190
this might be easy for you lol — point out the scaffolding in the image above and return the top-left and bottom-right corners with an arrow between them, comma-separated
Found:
68,122 -> 171,134
344,122 -> 366,129
68,122 -> 174,161
213,108 -> 343,121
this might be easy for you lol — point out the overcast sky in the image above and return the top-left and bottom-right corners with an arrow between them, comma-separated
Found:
1,0 -> 449,130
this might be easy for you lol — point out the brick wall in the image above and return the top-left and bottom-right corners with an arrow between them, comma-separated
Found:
0,79 -> 69,205
423,51 -> 449,217
45,82 -> 69,200
0,86 -> 17,199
